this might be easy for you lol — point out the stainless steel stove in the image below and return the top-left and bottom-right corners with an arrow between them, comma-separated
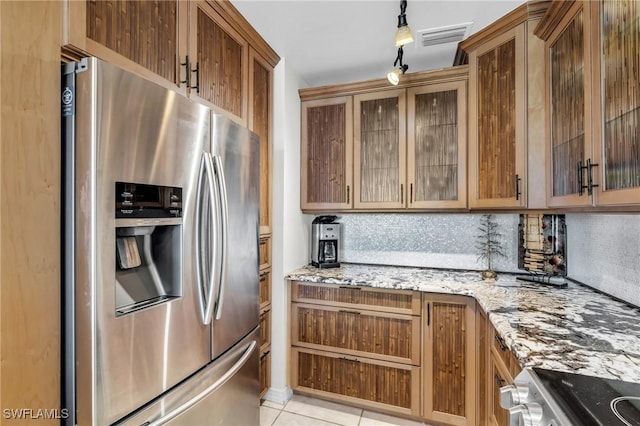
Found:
500,367 -> 640,425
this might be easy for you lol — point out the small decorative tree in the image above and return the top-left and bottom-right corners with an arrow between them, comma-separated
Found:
475,214 -> 506,279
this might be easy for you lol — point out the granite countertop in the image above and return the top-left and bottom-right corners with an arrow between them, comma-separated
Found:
286,263 -> 640,383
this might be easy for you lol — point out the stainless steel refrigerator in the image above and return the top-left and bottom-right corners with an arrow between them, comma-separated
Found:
62,57 -> 260,425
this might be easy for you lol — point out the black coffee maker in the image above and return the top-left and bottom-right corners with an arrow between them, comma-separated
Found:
310,215 -> 341,268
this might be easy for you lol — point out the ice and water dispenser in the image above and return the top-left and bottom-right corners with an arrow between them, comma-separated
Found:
114,182 -> 183,316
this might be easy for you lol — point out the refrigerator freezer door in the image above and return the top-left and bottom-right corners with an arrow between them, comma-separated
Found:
116,328 -> 260,426
209,114 -> 260,359
71,58 -> 212,425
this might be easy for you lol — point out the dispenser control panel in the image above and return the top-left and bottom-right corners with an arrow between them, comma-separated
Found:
116,181 -> 182,218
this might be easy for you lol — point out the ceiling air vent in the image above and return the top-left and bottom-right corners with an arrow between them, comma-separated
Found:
417,22 -> 473,47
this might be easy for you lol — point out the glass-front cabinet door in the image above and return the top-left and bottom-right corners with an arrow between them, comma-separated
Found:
407,81 -> 467,209
353,89 -> 406,209
592,0 -> 640,205
546,2 -> 593,207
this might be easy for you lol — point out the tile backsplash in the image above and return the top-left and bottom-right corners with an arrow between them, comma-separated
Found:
338,213 -> 520,272
334,213 -> 640,307
565,214 -> 640,307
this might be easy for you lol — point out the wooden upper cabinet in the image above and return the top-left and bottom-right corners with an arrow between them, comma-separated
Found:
189,1 -> 248,124
249,47 -> 272,234
545,2 -> 593,207
63,1 -> 279,125
467,25 -> 527,209
63,0 -> 184,91
535,0 -> 640,208
300,97 -> 354,211
300,67 -> 469,213
423,294 -> 476,425
407,81 -> 467,209
353,89 -> 407,209
591,0 -> 640,206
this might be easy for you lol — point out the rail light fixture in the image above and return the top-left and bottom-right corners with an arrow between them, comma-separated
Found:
387,47 -> 409,85
388,0 -> 412,85
395,0 -> 414,47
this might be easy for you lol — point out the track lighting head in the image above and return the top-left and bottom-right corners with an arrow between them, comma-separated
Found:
395,0 -> 414,47
387,46 -> 409,85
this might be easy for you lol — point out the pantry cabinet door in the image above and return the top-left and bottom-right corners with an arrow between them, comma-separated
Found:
407,81 -> 467,209
189,1 -> 248,125
353,89 -> 407,209
468,26 -> 527,208
591,0 -> 640,206
300,97 -> 354,211
63,0 -> 185,93
249,48 -> 273,234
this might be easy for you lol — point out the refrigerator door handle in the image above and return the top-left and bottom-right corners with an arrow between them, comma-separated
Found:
196,152 -> 219,325
212,154 -> 229,320
145,340 -> 257,426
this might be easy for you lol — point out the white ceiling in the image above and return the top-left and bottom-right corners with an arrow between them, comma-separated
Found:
231,0 -> 526,87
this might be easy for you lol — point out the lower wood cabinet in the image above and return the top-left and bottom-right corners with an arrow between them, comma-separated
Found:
290,281 -> 422,417
489,327 -> 522,426
488,353 -> 510,426
423,294 -> 477,426
291,347 -> 421,416
476,305 -> 489,426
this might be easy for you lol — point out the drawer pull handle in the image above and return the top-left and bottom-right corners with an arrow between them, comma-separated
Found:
340,356 -> 360,363
338,309 -> 361,315
494,373 -> 505,386
495,334 -> 508,352
260,351 -> 271,360
339,286 -> 361,290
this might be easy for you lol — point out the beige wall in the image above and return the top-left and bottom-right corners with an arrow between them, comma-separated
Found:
0,2 -> 61,424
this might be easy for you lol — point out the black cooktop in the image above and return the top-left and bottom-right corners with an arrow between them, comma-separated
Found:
534,368 -> 640,425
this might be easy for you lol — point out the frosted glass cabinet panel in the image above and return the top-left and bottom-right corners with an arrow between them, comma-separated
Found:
353,90 -> 406,209
592,0 -> 640,205
407,81 -> 467,209
546,3 -> 593,207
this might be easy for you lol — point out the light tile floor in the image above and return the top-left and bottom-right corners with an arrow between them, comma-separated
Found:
261,395 -> 433,426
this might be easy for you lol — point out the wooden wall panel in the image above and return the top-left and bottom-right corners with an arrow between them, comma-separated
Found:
431,302 -> 467,417
197,7 -> 243,117
477,39 -> 517,200
550,10 -> 585,197
305,103 -> 348,204
86,0 -> 177,83
1,1 -> 61,423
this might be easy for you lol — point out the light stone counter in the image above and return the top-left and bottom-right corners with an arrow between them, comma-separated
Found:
286,263 -> 640,383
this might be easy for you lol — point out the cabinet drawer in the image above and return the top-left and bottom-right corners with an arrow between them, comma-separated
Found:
292,303 -> 420,365
259,236 -> 271,271
259,307 -> 271,352
260,348 -> 271,399
491,327 -> 522,380
259,270 -> 271,308
292,347 -> 420,417
291,281 -> 421,315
